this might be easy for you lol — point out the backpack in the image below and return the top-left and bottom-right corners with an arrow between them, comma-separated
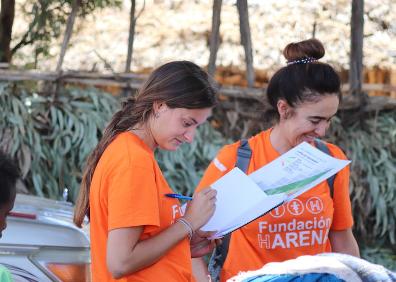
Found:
208,138 -> 337,281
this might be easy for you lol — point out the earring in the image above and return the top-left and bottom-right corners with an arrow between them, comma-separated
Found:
154,112 -> 160,119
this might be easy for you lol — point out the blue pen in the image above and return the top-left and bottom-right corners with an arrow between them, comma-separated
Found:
165,193 -> 193,201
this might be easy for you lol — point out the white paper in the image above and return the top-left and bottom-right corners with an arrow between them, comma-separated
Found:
249,142 -> 350,199
200,168 -> 267,232
199,142 -> 350,239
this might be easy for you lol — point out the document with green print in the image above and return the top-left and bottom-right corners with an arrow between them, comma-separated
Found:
249,141 -> 350,200
200,141 -> 350,239
264,169 -> 331,195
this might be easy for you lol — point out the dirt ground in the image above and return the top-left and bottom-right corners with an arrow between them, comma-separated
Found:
11,0 -> 396,76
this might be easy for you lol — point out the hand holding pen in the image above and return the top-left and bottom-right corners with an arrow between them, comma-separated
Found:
168,187 -> 217,232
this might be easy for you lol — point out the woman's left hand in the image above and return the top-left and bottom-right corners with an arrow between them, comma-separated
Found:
190,230 -> 217,258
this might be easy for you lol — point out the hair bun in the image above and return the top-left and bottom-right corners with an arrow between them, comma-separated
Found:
283,38 -> 325,62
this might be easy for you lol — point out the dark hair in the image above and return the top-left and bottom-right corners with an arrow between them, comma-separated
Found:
267,38 -> 341,121
74,61 -> 218,227
0,151 -> 20,205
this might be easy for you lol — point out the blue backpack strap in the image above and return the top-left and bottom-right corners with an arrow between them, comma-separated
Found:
236,139 -> 252,172
208,139 -> 252,281
314,139 -> 335,198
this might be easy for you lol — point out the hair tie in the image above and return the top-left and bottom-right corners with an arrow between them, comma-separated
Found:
287,57 -> 317,65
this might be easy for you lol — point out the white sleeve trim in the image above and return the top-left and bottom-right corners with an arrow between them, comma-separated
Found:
213,157 -> 227,172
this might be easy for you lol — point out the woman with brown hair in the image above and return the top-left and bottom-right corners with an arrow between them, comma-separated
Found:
74,61 -> 218,281
195,39 -> 359,281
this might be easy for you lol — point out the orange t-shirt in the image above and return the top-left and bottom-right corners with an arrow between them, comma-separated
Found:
90,132 -> 194,282
196,129 -> 353,281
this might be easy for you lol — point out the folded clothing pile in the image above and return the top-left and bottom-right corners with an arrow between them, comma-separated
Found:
229,253 -> 396,282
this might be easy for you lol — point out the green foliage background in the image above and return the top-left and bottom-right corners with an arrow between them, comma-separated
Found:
327,113 -> 396,247
0,83 -> 395,268
0,82 -> 118,200
327,114 -> 396,269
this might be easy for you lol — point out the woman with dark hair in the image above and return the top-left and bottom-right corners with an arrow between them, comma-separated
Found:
0,150 -> 19,239
74,61 -> 218,281
195,39 -> 359,281
0,150 -> 20,282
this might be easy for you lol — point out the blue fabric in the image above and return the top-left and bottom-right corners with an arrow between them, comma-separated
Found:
235,253 -> 396,282
242,273 -> 344,282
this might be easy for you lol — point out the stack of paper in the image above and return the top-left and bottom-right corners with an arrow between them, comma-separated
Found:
200,142 -> 350,238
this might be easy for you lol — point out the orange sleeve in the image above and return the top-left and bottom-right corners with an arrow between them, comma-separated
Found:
328,145 -> 354,230
107,164 -> 160,230
195,144 -> 239,193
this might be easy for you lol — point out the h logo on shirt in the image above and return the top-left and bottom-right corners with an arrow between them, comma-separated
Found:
306,197 -> 324,214
257,234 -> 270,249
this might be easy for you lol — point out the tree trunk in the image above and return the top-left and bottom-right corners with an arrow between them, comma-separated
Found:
125,0 -> 136,73
208,0 -> 222,77
349,0 -> 364,97
0,0 -> 15,63
237,0 -> 255,87
312,21 -> 317,38
56,0 -> 81,72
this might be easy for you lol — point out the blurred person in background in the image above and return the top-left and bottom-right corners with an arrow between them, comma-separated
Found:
0,150 -> 20,281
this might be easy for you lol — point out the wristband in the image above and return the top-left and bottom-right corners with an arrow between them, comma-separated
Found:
176,218 -> 194,240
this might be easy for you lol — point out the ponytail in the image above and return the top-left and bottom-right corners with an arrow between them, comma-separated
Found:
73,98 -> 141,227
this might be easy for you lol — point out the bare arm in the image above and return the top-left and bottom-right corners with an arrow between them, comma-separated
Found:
106,188 -> 217,279
329,228 -> 360,257
192,257 -> 210,282
190,232 -> 222,281
107,223 -> 190,279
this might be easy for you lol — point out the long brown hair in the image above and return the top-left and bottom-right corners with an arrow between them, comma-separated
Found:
73,61 -> 217,227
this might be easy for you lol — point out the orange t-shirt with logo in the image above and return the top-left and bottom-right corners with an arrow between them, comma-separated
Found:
90,132 -> 193,282
196,129 -> 353,281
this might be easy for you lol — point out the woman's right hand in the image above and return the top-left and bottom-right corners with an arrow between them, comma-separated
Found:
183,188 -> 217,231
